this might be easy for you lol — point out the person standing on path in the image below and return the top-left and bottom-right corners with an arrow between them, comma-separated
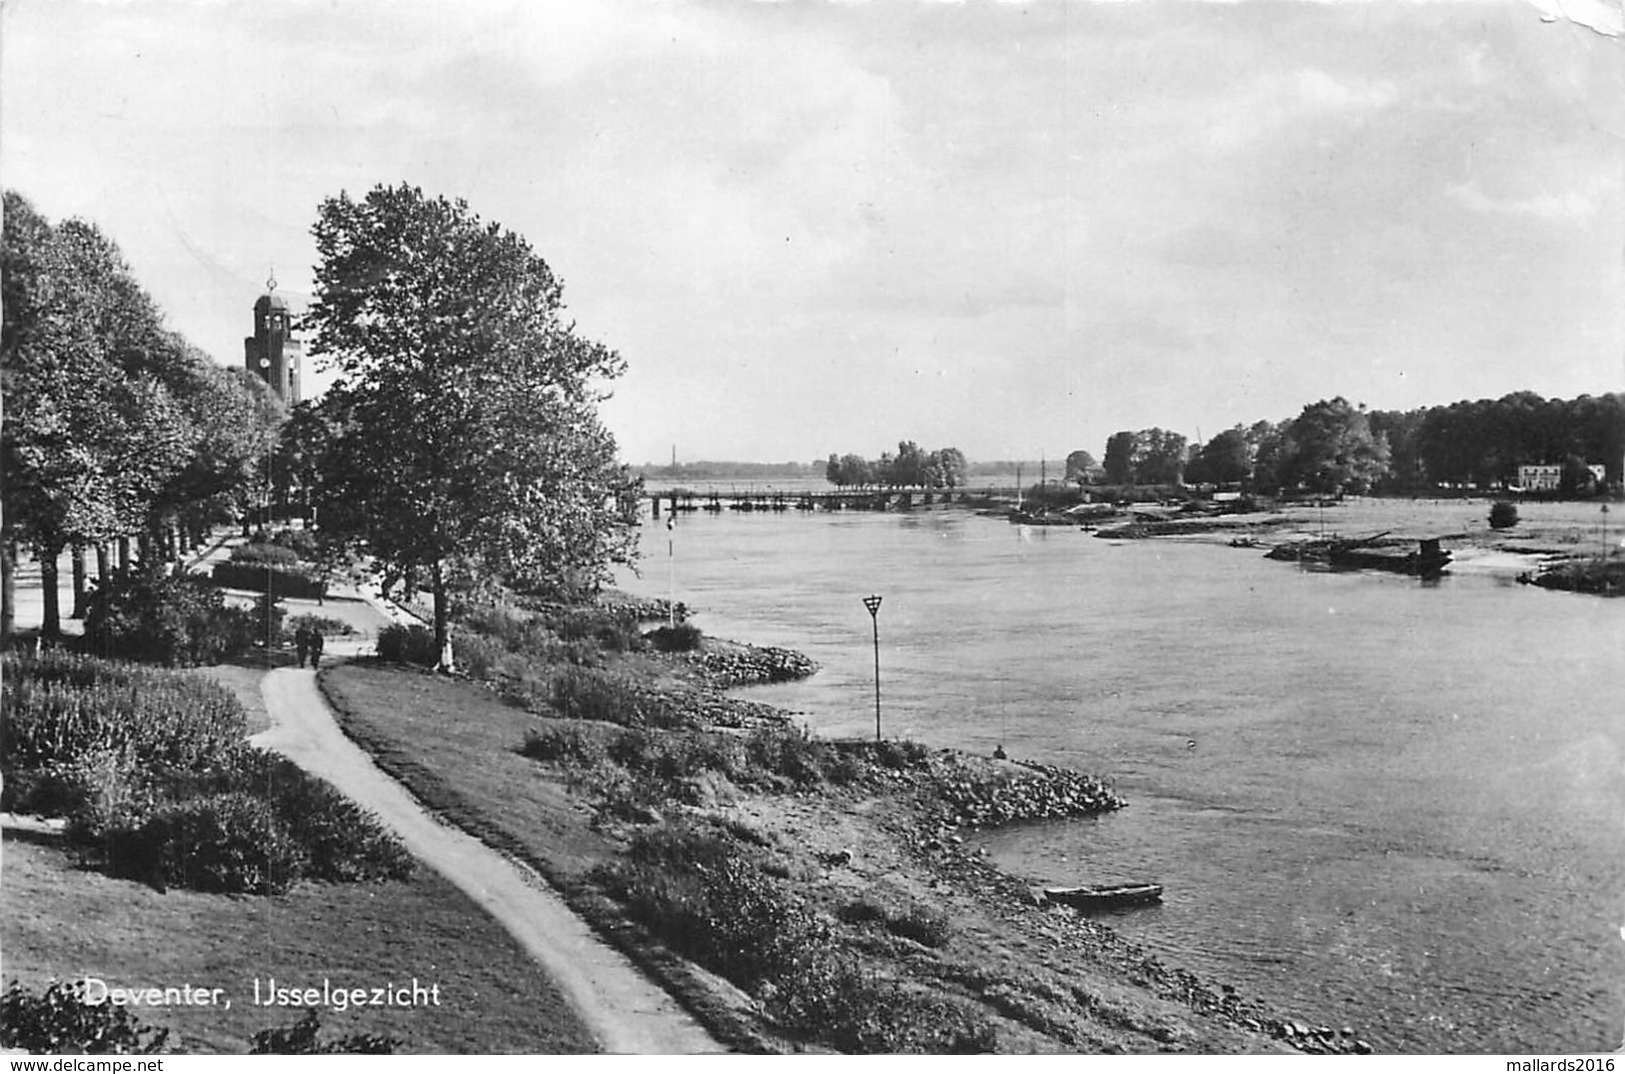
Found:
294,624 -> 311,667
308,628 -> 325,668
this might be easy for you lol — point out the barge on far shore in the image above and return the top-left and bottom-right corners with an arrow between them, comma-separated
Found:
1265,534 -> 1452,579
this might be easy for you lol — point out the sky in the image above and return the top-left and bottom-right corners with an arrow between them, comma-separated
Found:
3,0 -> 1622,467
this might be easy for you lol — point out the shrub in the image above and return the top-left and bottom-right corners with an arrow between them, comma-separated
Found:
835,897 -> 890,927
210,561 -> 326,600
743,725 -> 834,787
83,570 -> 265,666
267,527 -> 323,561
377,624 -> 437,665
886,905 -> 952,948
552,606 -> 646,653
241,751 -> 414,883
520,725 -> 605,765
2,651 -> 247,771
765,958 -> 997,1053
0,979 -> 168,1054
131,792 -> 307,895
550,667 -> 686,728
229,541 -> 302,568
450,631 -> 507,678
596,828 -> 822,988
284,613 -> 354,639
59,747 -> 155,844
644,622 -> 704,653
1490,501 -> 1520,529
249,1009 -> 396,1055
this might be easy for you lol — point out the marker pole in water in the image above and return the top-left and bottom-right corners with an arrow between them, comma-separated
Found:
667,516 -> 676,629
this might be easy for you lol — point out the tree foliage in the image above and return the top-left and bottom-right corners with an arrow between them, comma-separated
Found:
304,183 -> 636,664
0,192 -> 271,637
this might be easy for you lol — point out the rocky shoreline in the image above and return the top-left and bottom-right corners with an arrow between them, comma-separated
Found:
584,617 -> 1373,1053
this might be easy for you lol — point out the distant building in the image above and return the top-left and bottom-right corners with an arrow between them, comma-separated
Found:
1515,463 -> 1606,493
244,281 -> 302,405
1517,464 -> 1563,492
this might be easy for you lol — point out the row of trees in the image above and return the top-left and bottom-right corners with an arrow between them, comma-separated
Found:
824,442 -> 969,489
2,191 -> 285,637
1087,392 -> 1624,496
3,184 -> 641,667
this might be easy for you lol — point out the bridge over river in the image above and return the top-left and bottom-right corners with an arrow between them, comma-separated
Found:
640,487 -> 1021,519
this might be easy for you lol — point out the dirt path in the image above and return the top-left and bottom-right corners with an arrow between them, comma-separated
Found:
250,648 -> 723,1054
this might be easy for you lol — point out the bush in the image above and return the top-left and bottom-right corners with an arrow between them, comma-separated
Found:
552,606 -> 645,653
0,979 -> 168,1054
59,747 -> 156,845
284,613 -> 354,639
835,897 -> 890,927
886,905 -> 952,948
450,631 -> 507,678
83,570 -> 265,666
1490,501 -> 1520,529
764,958 -> 997,1053
377,624 -> 438,665
520,725 -> 605,765
131,791 -> 307,895
743,725 -> 838,787
249,1009 -> 396,1055
2,651 -> 247,771
229,541 -> 302,568
595,825 -> 822,988
644,622 -> 704,653
550,666 -> 686,728
210,561 -> 326,600
267,527 -> 323,561
236,751 -> 414,883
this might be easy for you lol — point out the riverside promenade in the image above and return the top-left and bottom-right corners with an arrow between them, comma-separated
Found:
5,537 -> 723,1054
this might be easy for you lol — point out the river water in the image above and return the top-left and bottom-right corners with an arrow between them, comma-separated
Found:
615,504 -> 1625,1053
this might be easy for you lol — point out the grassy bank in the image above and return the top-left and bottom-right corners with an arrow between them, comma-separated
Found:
1,649 -> 598,1054
2,833 -> 599,1053
320,638 -> 1367,1054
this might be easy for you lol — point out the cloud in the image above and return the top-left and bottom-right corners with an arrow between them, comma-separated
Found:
1447,177 -> 1610,223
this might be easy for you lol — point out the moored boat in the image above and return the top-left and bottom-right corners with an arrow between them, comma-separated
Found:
1043,882 -> 1164,910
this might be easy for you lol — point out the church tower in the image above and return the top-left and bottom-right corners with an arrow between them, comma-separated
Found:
243,276 -> 303,404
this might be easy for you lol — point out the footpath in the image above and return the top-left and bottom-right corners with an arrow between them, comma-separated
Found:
8,533 -> 723,1053
250,657 -> 722,1053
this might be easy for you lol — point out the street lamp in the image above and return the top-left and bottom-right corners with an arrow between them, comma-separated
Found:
862,594 -> 883,742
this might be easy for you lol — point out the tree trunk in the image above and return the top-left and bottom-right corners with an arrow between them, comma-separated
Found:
432,559 -> 454,674
71,544 -> 88,619
117,536 -> 131,573
40,543 -> 62,638
1,540 -> 15,641
96,543 -> 111,589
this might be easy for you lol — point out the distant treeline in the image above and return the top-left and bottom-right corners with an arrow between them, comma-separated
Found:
635,460 -> 823,481
1088,392 -> 1624,496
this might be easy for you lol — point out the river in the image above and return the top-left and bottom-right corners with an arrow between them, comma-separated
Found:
614,504 -> 1625,1053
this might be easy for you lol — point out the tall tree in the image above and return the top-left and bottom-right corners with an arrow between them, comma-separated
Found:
1280,397 -> 1391,496
1,196 -> 193,636
1102,431 -> 1138,484
1063,449 -> 1098,484
304,184 -> 635,669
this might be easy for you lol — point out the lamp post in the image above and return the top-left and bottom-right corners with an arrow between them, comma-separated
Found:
862,594 -> 883,742
667,515 -> 676,628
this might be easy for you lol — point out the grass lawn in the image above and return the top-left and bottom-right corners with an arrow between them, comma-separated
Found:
319,661 -> 619,879
2,831 -> 599,1054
